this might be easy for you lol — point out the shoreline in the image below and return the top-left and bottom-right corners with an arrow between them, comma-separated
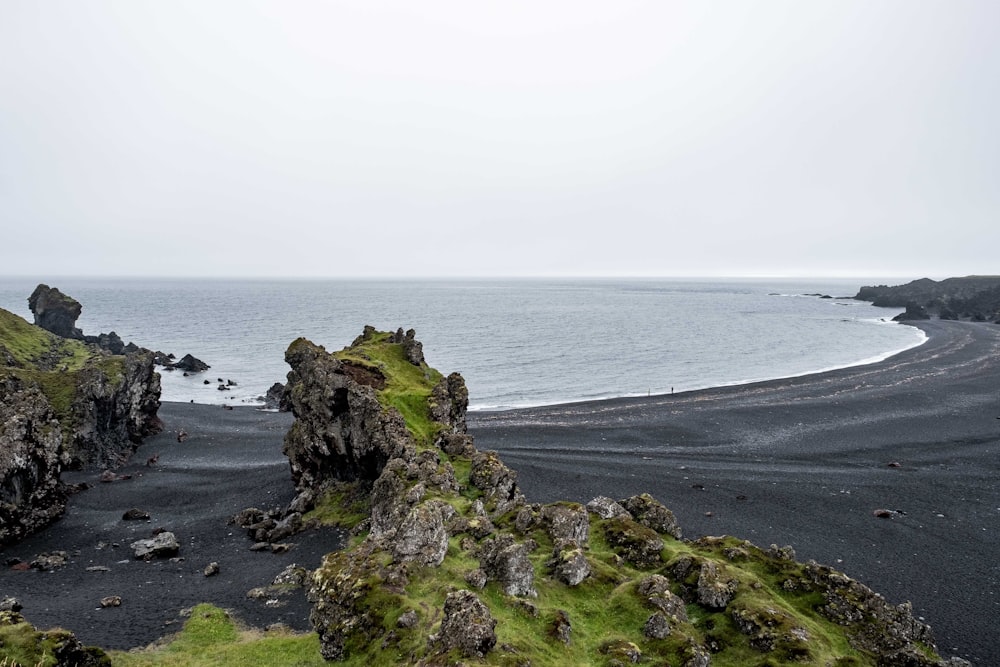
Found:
470,319 -> 928,412
470,319 -> 999,665
0,319 -> 994,663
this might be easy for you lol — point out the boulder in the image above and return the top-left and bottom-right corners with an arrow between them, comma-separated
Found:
478,533 -> 536,597
261,382 -> 288,411
586,495 -> 631,520
131,531 -> 180,560
432,590 -> 497,658
173,354 -> 210,372
540,502 -> 589,547
27,284 -> 83,339
620,493 -> 682,539
390,501 -> 448,566
469,450 -> 525,516
604,517 -> 665,569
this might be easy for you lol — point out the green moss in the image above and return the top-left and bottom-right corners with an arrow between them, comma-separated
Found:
334,331 -> 445,447
107,604 -> 325,667
0,308 -> 89,370
303,481 -> 371,530
0,611 -> 109,667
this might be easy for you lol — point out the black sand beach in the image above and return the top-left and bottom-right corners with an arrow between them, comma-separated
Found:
471,320 -> 1000,666
0,320 -> 997,664
0,405 -> 346,652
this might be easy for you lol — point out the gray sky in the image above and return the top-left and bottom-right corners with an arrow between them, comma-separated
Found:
1,1 -> 997,278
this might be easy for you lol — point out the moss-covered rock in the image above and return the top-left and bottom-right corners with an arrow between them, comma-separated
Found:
0,610 -> 110,666
0,303 -> 161,546
288,328 -> 966,666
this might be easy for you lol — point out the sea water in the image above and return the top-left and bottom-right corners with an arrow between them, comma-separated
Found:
0,277 -> 925,410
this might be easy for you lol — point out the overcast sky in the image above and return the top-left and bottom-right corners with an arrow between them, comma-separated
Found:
1,2 -> 997,278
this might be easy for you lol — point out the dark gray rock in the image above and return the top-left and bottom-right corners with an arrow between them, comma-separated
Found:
620,493 -> 682,539
173,354 -> 210,372
131,531 -> 180,560
697,561 -> 738,609
432,590 -> 497,658
586,495 -> 631,520
28,284 -> 83,339
0,377 -> 66,545
478,533 -> 536,597
391,501 -> 448,566
469,450 -> 525,517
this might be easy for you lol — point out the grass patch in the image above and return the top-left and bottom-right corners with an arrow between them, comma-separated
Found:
334,331 -> 445,447
0,308 -> 90,371
303,481 -> 371,530
107,605 -> 324,667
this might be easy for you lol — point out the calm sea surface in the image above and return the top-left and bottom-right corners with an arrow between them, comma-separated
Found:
0,278 -> 925,410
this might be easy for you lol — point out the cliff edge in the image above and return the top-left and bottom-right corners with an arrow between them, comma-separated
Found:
856,276 -> 1000,322
0,297 -> 161,546
276,327 -> 968,666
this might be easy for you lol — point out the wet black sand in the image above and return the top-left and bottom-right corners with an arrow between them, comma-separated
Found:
470,320 -> 1000,665
1,320 -> 997,663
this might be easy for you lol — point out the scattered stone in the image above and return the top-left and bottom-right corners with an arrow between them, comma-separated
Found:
131,531 -> 180,560
887,461 -> 902,468
873,509 -> 894,518
204,562 -> 220,577
99,596 -> 122,608
271,543 -> 294,554
30,551 -> 69,571
85,566 -> 111,573
122,508 -> 150,521
249,542 -> 271,552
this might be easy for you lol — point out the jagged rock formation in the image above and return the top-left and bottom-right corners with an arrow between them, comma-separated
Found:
856,275 -> 1000,322
0,375 -> 67,545
280,327 -> 967,666
28,284 -> 83,339
0,292 -> 162,546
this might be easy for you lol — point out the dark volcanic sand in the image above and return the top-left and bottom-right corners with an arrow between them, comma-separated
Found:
470,320 -> 1000,666
0,320 -> 997,663
0,404 -> 346,651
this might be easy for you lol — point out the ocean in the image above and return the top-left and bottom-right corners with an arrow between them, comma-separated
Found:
0,277 -> 925,410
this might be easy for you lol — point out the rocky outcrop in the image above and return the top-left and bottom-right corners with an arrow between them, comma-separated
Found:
0,292 -> 162,546
286,327 -> 964,666
282,337 -> 415,492
857,275 -> 1000,322
65,349 -> 162,468
28,284 -> 83,339
172,353 -> 210,372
